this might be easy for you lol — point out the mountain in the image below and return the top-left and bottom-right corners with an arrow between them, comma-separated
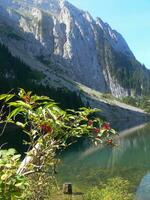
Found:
0,42 -> 85,109
0,0 -> 150,98
0,0 -> 149,125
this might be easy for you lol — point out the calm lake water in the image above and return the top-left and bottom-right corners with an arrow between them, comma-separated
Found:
57,123 -> 150,199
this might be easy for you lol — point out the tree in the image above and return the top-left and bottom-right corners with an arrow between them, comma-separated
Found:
0,89 -> 116,199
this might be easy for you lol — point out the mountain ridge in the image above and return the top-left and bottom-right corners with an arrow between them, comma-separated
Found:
0,0 -> 150,98
0,34 -> 149,126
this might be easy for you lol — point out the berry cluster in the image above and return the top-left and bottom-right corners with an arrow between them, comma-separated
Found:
87,120 -> 113,144
40,124 -> 53,134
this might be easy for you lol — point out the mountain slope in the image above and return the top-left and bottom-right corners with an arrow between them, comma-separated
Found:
0,42 -> 149,129
0,42 -> 85,109
0,0 -> 150,98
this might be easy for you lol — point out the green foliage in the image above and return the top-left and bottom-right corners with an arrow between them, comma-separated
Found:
7,33 -> 24,41
0,43 -> 84,110
122,96 -> 150,113
122,96 -> 137,107
107,48 -> 150,96
0,149 -> 29,200
83,177 -> 133,200
0,43 -> 43,92
0,89 -> 117,199
139,96 -> 150,113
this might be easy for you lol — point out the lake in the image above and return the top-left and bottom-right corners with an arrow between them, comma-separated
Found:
57,123 -> 150,199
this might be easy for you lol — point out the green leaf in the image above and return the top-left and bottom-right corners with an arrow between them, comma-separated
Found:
15,182 -> 23,188
0,93 -> 14,102
7,149 -> 16,156
5,94 -> 15,102
31,95 -> 52,102
44,102 -> 58,109
12,154 -> 21,161
5,164 -> 12,168
0,94 -> 7,100
52,106 -> 63,113
7,107 -> 25,120
18,88 -> 26,98
47,108 -> 57,121
66,109 -> 76,114
8,101 -> 32,109
68,116 -> 76,120
1,173 -> 10,181
16,122 -> 26,128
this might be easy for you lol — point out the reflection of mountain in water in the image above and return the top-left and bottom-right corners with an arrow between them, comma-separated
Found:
58,123 -> 150,192
62,123 -> 150,168
112,119 -> 149,132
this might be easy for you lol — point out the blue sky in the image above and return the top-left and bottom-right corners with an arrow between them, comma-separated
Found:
69,0 -> 150,69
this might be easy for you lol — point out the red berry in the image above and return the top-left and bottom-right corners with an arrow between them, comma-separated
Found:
108,139 -> 113,144
40,124 -> 53,134
88,120 -> 93,126
92,128 -> 100,135
102,122 -> 110,130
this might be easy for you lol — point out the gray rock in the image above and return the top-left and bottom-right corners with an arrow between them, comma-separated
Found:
0,0 -> 148,98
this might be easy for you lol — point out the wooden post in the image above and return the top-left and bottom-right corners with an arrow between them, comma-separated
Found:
63,183 -> 72,194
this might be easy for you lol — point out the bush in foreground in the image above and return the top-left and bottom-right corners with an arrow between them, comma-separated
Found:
0,89 -> 116,199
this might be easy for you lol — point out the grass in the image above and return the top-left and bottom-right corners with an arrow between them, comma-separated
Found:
83,177 -> 133,200
55,165 -> 147,200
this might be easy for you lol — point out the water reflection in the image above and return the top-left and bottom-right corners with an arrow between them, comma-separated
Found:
58,123 -> 150,195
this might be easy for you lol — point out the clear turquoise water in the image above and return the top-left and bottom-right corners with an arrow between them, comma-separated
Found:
57,123 -> 150,199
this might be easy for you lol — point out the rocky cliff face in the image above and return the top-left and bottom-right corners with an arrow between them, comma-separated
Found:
0,0 -> 149,97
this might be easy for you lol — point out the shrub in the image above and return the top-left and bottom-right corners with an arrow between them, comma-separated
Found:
0,149 -> 29,200
0,89 -> 117,199
83,177 -> 133,200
